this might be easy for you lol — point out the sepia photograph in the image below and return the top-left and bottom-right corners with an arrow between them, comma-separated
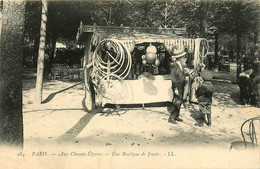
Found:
0,0 -> 259,168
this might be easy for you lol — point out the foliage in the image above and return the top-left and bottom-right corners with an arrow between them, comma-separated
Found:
88,0 -> 134,26
25,1 -> 41,38
208,0 -> 259,57
211,0 -> 259,35
24,0 -> 259,61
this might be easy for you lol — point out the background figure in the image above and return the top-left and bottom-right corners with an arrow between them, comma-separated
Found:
250,62 -> 260,107
190,74 -> 203,103
239,68 -> 253,105
44,53 -> 51,80
183,75 -> 189,101
183,67 -> 193,107
168,49 -> 187,124
208,55 -> 213,70
195,70 -> 214,127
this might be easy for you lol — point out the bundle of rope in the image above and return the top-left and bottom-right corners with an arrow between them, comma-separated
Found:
92,39 -> 132,80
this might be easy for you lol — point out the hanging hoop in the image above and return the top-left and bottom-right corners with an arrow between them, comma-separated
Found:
199,39 -> 209,58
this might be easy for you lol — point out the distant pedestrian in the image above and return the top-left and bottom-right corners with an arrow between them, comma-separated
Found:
44,53 -> 51,80
239,67 -> 253,105
195,70 -> 214,127
250,62 -> 260,107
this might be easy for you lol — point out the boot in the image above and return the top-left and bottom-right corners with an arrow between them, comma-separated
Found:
207,114 -> 211,127
168,114 -> 178,124
195,114 -> 205,127
202,114 -> 207,124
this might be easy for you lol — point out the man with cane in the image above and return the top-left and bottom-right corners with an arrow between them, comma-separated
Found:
168,48 -> 188,124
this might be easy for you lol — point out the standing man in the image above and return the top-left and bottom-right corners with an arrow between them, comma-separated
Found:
168,49 -> 187,124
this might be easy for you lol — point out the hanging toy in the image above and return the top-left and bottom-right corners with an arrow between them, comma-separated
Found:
146,43 -> 157,53
142,59 -> 147,65
145,52 -> 157,63
154,58 -> 160,67
143,44 -> 157,64
141,44 -> 160,67
142,54 -> 147,65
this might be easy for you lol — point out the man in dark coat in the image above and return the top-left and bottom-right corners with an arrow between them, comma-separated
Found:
168,49 -> 187,124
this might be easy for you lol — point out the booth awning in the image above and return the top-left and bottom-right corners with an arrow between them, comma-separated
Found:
76,24 -> 195,52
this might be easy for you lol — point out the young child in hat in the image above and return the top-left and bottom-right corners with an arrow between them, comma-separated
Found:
195,70 -> 214,127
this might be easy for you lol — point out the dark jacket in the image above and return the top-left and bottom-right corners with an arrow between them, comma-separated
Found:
196,81 -> 214,103
250,62 -> 260,83
170,62 -> 185,91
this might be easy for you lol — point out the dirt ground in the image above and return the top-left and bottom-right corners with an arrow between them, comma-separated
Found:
4,63 -> 259,169
22,80 -> 259,148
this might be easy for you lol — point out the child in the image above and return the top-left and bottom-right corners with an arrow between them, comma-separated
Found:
195,70 -> 214,127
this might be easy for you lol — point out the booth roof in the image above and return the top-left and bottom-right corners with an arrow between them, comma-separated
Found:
104,33 -> 182,41
91,33 -> 184,45
76,24 -> 187,43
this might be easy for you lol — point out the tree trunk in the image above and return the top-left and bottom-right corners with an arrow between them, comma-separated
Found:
84,33 -> 94,110
49,37 -> 57,64
255,12 -> 260,60
215,32 -> 219,69
35,0 -> 48,105
0,0 -> 25,147
237,33 -> 242,79
199,0 -> 209,38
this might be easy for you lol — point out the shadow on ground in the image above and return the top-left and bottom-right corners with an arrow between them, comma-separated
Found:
42,82 -> 83,104
56,96 -> 99,143
188,105 -> 201,123
56,112 -> 96,143
212,81 -> 243,108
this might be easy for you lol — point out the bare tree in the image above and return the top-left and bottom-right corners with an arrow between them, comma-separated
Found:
35,0 -> 47,105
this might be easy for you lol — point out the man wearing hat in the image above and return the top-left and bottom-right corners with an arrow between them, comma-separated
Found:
168,48 -> 187,124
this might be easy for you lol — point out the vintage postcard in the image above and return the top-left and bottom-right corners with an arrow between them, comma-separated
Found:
0,0 -> 259,168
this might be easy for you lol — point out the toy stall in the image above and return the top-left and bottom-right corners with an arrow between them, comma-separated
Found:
76,23 -> 209,109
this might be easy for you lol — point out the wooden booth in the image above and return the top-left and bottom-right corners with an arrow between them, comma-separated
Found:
77,23 -> 209,110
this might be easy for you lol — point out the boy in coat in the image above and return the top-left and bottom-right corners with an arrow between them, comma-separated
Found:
195,70 -> 214,127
